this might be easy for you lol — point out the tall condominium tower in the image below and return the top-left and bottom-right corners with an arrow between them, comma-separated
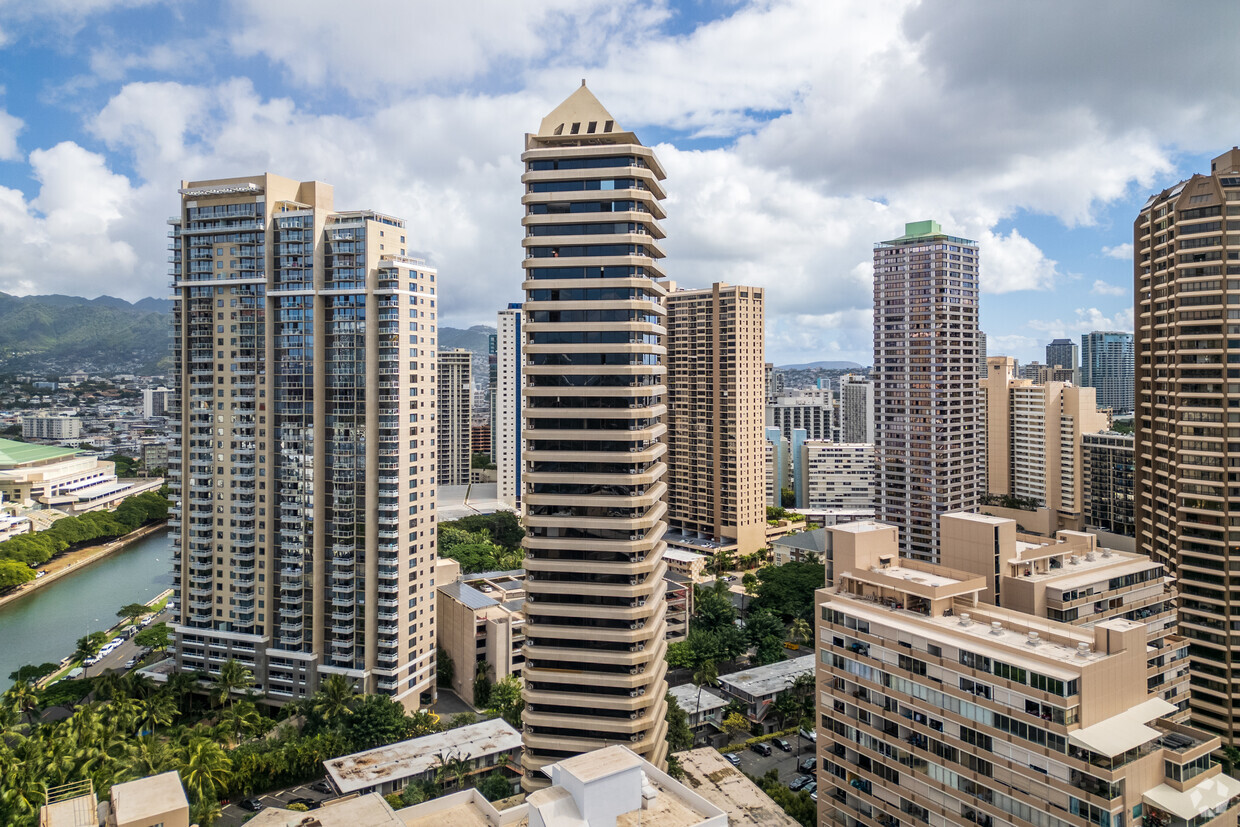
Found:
168,174 -> 438,707
665,283 -> 766,554
518,85 -> 669,784
838,374 -> 875,444
1045,337 -> 1080,386
1136,147 -> 1240,738
437,348 -> 472,485
1081,331 -> 1134,413
494,304 -> 523,507
873,220 -> 982,560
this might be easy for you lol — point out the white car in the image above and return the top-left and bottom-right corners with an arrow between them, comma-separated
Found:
83,655 -> 101,666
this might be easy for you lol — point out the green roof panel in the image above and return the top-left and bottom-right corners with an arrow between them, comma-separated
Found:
0,438 -> 81,468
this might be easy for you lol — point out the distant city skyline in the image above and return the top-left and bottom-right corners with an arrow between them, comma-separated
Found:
0,2 -> 1235,365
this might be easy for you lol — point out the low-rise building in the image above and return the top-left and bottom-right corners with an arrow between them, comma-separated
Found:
815,520 -> 1237,827
677,748 -> 801,827
665,571 -> 692,642
796,441 -> 874,512
40,771 -> 189,827
663,546 -> 709,581
399,745 -> 730,827
436,563 -> 527,707
0,438 -> 162,513
323,718 -> 523,799
669,683 -> 728,745
716,655 -> 814,732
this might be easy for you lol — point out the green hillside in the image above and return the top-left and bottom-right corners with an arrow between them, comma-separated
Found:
0,293 -> 171,375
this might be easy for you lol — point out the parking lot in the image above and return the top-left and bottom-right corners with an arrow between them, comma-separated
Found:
724,735 -> 818,788
217,781 -> 339,826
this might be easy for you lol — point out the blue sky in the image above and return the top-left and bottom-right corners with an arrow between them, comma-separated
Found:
0,0 -> 1235,366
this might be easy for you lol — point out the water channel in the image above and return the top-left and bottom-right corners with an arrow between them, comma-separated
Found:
0,527 -> 173,687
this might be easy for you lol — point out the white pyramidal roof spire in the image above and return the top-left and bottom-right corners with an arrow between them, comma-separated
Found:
537,81 -> 623,139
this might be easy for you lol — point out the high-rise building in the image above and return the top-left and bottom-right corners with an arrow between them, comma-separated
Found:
168,174 -> 438,707
977,330 -> 987,373
494,304 -> 522,507
21,413 -> 81,440
1081,331 -> 1134,413
1135,148 -> 1240,737
1082,431 -> 1134,538
838,374 -> 875,444
437,348 -> 472,486
768,390 -> 836,442
764,426 -> 789,507
814,520 -> 1237,827
982,356 -> 1109,530
796,441 -> 875,514
764,362 -> 784,405
518,85 -> 669,783
873,220 -> 982,560
665,282 -> 766,554
1046,337 -> 1081,386
488,332 -> 498,458
143,386 -> 174,419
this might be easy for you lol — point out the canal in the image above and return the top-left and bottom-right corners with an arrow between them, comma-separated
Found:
0,528 -> 173,687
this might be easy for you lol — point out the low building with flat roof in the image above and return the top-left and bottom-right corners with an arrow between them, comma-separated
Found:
247,793 -> 406,827
676,747 -> 800,827
399,745 -> 727,827
716,655 -> 814,732
323,718 -> 522,798
0,438 -> 162,514
663,546 -> 709,581
39,772 -> 189,827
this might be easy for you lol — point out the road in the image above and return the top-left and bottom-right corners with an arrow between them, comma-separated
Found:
85,605 -> 171,679
217,781 -> 340,826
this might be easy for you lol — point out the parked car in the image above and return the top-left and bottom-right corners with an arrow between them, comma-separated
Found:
789,775 -> 813,792
287,797 -> 319,810
83,655 -> 101,666
799,757 -> 816,774
804,781 -> 817,797
310,780 -> 335,795
723,753 -> 741,767
799,727 -> 816,742
238,799 -> 263,812
124,657 -> 138,669
750,742 -> 772,757
772,738 -> 792,752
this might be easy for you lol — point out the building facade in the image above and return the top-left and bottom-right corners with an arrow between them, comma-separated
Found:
1135,148 -> 1240,738
1046,338 -> 1081,386
765,426 -> 790,507
665,282 -> 766,554
518,85 -> 669,784
168,174 -> 437,707
437,348 -> 472,486
839,374 -> 875,445
494,304 -> 523,507
143,387 -> 174,419
1082,431 -> 1134,538
815,520 -> 1240,827
873,220 -> 983,560
22,414 -> 82,441
797,441 -> 875,513
982,356 -> 1109,529
768,390 -> 836,442
1081,331 -> 1134,413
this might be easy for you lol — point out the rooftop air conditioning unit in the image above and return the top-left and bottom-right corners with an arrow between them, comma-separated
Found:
989,622 -> 1004,636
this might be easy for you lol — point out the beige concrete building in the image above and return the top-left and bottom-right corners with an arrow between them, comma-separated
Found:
938,511 -> 1189,719
983,356 -> 1110,532
438,348 -> 473,486
1135,148 -> 1240,740
40,772 -> 189,827
799,440 -> 875,513
815,520 -> 1240,827
874,220 -> 983,561
168,174 -> 437,707
22,413 -> 81,441
493,305 -> 523,507
519,84 -> 670,783
436,561 -> 527,707
665,282 -> 766,555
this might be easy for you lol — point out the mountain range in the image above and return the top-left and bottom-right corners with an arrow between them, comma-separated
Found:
776,360 -> 865,370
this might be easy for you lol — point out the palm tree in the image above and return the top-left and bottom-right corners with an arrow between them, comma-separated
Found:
120,672 -> 156,701
125,736 -> 178,778
217,700 -> 264,746
165,672 -> 201,719
741,572 -> 758,616
179,737 -> 232,803
692,660 -> 719,737
309,673 -> 356,725
73,632 -> 106,677
134,694 -> 176,738
5,682 -> 40,723
189,795 -> 223,827
789,617 -> 812,646
209,659 -> 253,709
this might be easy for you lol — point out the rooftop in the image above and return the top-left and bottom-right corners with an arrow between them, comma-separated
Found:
110,771 -> 187,823
0,437 -> 79,467
718,655 -> 815,697
668,684 -> 728,716
324,719 -> 522,794
248,793 -> 405,826
677,748 -> 801,827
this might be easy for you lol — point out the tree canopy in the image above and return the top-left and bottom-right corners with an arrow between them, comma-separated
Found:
748,561 -> 826,621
